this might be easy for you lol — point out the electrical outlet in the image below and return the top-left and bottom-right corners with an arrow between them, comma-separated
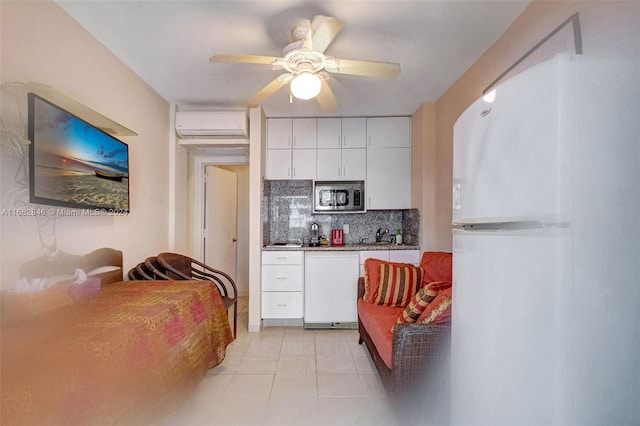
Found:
342,224 -> 349,234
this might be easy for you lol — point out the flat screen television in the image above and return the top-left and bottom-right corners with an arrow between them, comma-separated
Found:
28,93 -> 130,212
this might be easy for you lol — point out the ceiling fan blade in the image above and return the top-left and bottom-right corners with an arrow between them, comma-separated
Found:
311,15 -> 344,53
247,74 -> 293,106
316,79 -> 339,112
326,58 -> 401,80
210,54 -> 282,65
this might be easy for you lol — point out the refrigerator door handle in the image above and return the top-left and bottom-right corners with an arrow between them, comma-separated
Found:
452,220 -> 570,232
453,181 -> 463,211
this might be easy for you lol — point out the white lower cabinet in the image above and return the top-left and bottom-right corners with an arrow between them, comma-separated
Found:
262,251 -> 303,319
262,292 -> 303,318
262,249 -> 419,324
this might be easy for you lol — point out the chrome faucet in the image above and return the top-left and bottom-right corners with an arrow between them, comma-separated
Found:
375,227 -> 389,243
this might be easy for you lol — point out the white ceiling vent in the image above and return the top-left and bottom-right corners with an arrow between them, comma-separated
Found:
175,111 -> 248,137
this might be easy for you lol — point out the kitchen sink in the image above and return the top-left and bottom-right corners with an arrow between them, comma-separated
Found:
266,243 -> 303,248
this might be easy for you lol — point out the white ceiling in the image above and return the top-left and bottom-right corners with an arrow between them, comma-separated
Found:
56,1 -> 529,118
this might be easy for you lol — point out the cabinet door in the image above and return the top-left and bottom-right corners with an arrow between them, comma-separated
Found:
341,148 -> 366,180
317,118 -> 342,148
266,149 -> 292,179
262,265 -> 304,291
262,292 -> 303,319
292,118 -> 317,148
267,118 -> 292,149
292,149 -> 316,179
341,118 -> 367,148
316,148 -> 342,180
367,147 -> 411,209
262,251 -> 303,265
367,117 -> 410,148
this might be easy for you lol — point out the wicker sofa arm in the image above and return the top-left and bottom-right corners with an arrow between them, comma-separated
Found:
391,323 -> 450,389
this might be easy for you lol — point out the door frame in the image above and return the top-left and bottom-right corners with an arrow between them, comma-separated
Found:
189,152 -> 248,262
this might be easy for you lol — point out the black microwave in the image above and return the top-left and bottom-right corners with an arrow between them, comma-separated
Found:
313,181 -> 365,213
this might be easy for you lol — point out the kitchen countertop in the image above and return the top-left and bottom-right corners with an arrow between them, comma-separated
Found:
263,243 -> 419,251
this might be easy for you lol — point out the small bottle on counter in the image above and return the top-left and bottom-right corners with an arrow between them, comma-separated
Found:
395,229 -> 402,245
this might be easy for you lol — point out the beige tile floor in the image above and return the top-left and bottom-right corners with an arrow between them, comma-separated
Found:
158,297 -> 397,426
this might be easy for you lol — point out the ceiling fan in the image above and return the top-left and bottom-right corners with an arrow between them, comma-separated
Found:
210,15 -> 401,111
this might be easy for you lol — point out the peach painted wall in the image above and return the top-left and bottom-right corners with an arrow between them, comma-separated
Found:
410,102 -> 437,250
422,0 -> 640,252
0,1 -> 171,287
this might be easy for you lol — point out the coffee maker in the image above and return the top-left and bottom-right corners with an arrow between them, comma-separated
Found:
309,223 -> 320,247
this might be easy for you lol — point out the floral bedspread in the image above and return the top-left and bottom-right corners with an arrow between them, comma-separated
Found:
0,280 -> 233,425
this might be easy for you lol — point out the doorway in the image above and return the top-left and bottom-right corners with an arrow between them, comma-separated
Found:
203,164 -> 250,300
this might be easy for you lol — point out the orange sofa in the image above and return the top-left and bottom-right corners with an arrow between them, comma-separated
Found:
357,251 -> 452,422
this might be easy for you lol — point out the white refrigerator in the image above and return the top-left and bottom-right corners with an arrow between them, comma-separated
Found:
450,54 -> 639,425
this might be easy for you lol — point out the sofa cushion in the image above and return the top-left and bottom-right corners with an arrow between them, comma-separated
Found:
374,263 -> 424,307
417,287 -> 452,324
396,280 -> 452,325
363,258 -> 414,304
420,252 -> 452,284
358,298 -> 403,369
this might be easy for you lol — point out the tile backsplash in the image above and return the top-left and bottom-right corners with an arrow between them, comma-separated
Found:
263,180 -> 420,246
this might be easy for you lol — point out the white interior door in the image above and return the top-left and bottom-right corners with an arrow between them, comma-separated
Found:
204,166 -> 237,282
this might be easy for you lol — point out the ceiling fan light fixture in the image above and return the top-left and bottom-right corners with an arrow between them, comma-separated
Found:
290,72 -> 321,100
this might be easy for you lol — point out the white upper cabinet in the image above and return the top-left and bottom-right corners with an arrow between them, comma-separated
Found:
292,118 -> 317,148
316,148 -> 342,179
317,118 -> 366,149
367,147 -> 411,209
366,117 -> 411,148
341,118 -> 367,148
341,148 -> 366,180
267,118 -> 293,149
267,118 -> 317,149
266,149 -> 292,179
365,117 -> 411,209
317,118 -> 342,149
292,149 -> 316,179
316,148 -> 366,180
266,118 -> 316,179
317,118 -> 366,180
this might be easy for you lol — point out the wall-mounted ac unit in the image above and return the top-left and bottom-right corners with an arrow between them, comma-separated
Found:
175,111 -> 248,137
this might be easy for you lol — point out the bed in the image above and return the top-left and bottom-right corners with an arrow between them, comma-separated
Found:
0,248 -> 233,425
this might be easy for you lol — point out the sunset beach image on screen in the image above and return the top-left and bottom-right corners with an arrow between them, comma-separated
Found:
29,93 -> 130,212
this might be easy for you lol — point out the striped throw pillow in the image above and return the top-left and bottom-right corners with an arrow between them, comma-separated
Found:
417,287 -> 453,324
363,258 -> 414,304
396,281 -> 452,327
374,263 -> 424,307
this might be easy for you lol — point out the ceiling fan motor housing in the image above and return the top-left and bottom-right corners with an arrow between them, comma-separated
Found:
281,49 -> 326,75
